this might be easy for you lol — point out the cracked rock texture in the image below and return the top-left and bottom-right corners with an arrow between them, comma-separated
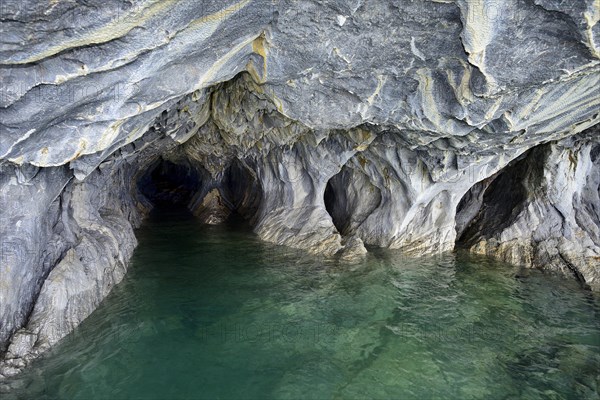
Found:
0,0 -> 599,377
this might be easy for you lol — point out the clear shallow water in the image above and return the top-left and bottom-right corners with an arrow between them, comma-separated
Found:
2,209 -> 599,400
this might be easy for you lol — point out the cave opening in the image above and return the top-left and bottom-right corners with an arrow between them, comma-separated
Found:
324,178 -> 345,234
220,159 -> 263,224
454,149 -> 535,247
324,165 -> 382,237
135,155 -> 263,227
137,158 -> 204,210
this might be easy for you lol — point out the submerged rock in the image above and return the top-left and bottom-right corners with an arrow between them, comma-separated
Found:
0,0 -> 599,376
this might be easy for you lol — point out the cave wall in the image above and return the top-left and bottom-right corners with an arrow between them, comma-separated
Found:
1,0 -> 599,377
458,132 -> 600,290
0,129 -> 178,374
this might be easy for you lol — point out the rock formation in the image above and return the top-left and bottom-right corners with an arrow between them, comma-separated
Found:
0,0 -> 599,377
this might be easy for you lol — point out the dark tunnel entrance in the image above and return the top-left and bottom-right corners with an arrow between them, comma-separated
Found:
454,148 -> 534,247
219,159 -> 263,225
138,158 -> 204,209
324,179 -> 344,234
136,157 -> 262,225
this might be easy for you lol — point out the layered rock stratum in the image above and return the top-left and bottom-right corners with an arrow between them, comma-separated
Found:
1,0 -> 599,377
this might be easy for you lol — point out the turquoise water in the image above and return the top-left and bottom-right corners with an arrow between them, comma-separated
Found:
2,209 -> 599,400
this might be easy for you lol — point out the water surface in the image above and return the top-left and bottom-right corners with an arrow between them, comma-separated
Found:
2,209 -> 599,399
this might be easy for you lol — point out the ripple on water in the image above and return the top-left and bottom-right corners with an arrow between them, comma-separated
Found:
2,212 -> 599,400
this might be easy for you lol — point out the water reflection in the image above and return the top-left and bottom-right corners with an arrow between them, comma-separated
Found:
1,211 -> 598,400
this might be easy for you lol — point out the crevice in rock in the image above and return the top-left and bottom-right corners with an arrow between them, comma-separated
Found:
324,178 -> 341,232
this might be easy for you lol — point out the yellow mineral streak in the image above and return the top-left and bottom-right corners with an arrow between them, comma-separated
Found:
446,61 -> 475,106
367,75 -> 386,105
484,96 -> 503,121
515,88 -> 545,122
247,33 -> 269,82
584,4 -> 600,59
187,0 -> 251,30
67,139 -> 88,162
416,69 -> 442,128
70,33 -> 257,162
12,0 -> 252,65
95,119 -> 126,152
14,0 -> 170,64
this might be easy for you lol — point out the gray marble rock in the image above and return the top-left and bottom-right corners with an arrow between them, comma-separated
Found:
1,0 -> 599,378
458,130 -> 600,290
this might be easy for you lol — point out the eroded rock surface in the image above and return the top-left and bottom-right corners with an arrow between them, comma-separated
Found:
1,0 -> 599,377
458,132 -> 600,290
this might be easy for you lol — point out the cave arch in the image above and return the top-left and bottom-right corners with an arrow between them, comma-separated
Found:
221,159 -> 263,224
454,149 -> 533,245
137,158 -> 204,209
134,153 -> 264,226
324,165 -> 382,237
